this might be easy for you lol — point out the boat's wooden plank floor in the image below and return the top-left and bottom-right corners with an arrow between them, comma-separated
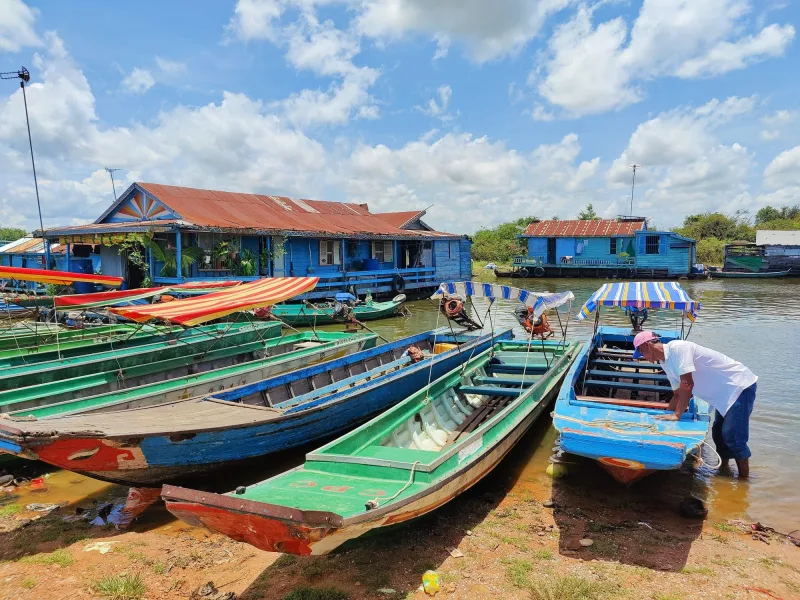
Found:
0,398 -> 282,439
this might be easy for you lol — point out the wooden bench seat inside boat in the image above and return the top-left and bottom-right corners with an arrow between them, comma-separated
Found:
585,369 -> 669,382
583,380 -> 670,393
591,359 -> 661,369
472,375 -> 540,386
573,394 -> 670,410
457,385 -> 524,397
486,363 -> 547,374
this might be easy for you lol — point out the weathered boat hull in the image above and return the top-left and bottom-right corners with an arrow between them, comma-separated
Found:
0,321 -> 281,391
711,269 -> 791,279
10,332 -> 377,418
0,328 -> 512,486
269,299 -> 404,326
163,340 -> 581,554
553,326 -> 711,485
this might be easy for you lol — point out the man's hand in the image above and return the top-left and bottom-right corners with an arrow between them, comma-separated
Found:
656,413 -> 680,421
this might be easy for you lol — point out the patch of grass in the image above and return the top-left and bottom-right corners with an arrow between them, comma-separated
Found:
282,587 -> 350,600
300,559 -> 337,581
114,545 -> 150,565
486,530 -> 529,551
759,556 -> 784,569
590,538 -> 619,558
273,554 -> 298,568
492,507 -> 516,518
19,549 -> 74,568
529,575 -> 610,600
712,521 -> 736,533
151,561 -> 167,575
91,574 -> 146,600
21,577 -> 36,589
652,593 -> 682,600
680,565 -> 714,576
709,533 -> 728,543
532,549 -> 554,560
0,503 -> 22,517
502,557 -> 533,588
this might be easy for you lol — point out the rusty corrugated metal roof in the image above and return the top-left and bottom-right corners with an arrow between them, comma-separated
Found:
375,210 -> 427,229
523,219 -> 645,238
133,183 -> 453,239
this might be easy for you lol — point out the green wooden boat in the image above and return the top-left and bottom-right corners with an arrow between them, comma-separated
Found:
5,331 -> 377,418
269,296 -> 405,326
0,321 -> 281,392
0,324 -> 181,361
711,269 -> 791,279
163,338 -> 582,555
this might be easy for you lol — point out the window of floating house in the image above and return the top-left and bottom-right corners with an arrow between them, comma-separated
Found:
318,239 -> 341,266
645,235 -> 661,254
609,238 -> 618,255
371,240 -> 394,264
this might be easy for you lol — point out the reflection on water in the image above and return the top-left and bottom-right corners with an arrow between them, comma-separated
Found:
357,276 -> 800,533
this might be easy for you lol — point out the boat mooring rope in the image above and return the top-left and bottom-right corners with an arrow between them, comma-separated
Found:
365,460 -> 420,511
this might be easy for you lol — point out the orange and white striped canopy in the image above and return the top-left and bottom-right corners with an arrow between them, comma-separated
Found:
0,266 -> 123,288
109,277 -> 319,326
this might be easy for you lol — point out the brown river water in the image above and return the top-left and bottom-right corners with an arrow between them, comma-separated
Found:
5,275 -> 799,537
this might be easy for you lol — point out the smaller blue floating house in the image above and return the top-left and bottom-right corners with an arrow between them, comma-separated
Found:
514,216 -> 697,278
36,183 -> 471,299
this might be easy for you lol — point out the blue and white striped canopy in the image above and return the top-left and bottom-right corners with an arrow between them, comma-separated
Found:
432,281 -> 574,318
576,281 -> 700,321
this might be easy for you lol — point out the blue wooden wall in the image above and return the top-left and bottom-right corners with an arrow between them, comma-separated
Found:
634,232 -> 693,275
528,238 -> 547,258
460,239 -> 472,278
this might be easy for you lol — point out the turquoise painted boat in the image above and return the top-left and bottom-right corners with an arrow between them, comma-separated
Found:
6,331 -> 376,418
553,282 -> 709,484
0,324 -> 179,361
269,296 -> 405,326
0,321 -> 281,392
162,338 -> 581,555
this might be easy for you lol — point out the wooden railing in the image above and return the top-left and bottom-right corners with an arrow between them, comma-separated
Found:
513,255 -> 635,267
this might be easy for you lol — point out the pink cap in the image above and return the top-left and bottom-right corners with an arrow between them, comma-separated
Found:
632,331 -> 659,358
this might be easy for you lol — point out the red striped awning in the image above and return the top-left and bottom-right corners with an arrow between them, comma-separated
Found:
0,266 -> 123,288
110,277 -> 319,326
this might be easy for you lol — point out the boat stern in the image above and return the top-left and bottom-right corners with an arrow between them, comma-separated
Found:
162,485 -> 345,556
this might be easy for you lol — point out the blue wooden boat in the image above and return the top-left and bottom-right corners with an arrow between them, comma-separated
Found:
553,282 -> 709,485
0,326 -> 512,487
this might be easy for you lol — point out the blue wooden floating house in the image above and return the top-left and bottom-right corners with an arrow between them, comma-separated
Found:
36,183 -> 471,298
513,217 -> 697,278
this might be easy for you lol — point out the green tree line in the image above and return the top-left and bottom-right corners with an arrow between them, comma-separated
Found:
0,227 -> 27,241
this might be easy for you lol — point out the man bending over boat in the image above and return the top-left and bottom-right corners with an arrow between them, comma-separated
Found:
632,331 -> 757,479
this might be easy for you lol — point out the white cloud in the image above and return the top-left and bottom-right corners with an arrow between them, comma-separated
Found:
154,56 -> 187,74
0,34 -> 328,228
535,1 -> 795,116
342,131 -> 600,232
676,24 -> 795,78
417,85 -> 453,121
606,97 -> 756,217
764,145 -> 800,189
0,0 -> 40,52
121,67 -> 155,94
760,109 -> 797,141
355,0 -> 572,63
226,0 -> 285,42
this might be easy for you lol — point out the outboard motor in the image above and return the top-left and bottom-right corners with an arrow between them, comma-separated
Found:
626,307 -> 649,332
332,292 -> 357,322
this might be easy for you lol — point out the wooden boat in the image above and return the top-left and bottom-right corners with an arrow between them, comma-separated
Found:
0,327 -> 512,486
163,338 -> 581,555
711,269 -> 791,279
553,282 -> 709,485
0,321 -> 281,391
0,324 -> 179,361
269,296 -> 406,326
5,331 -> 376,418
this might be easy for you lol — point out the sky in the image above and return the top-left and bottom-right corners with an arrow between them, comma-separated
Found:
0,0 -> 798,235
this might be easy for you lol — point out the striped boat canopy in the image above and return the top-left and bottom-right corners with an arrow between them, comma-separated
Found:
110,277 -> 319,326
0,266 -> 123,288
432,281 -> 575,318
55,281 -> 243,310
576,282 -> 700,321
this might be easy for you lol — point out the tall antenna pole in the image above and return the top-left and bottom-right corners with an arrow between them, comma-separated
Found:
105,168 -> 120,200
629,164 -> 641,216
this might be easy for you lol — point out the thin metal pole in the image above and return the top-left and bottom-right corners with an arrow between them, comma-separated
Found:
21,81 -> 45,261
110,171 -> 117,199
629,164 -> 639,217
